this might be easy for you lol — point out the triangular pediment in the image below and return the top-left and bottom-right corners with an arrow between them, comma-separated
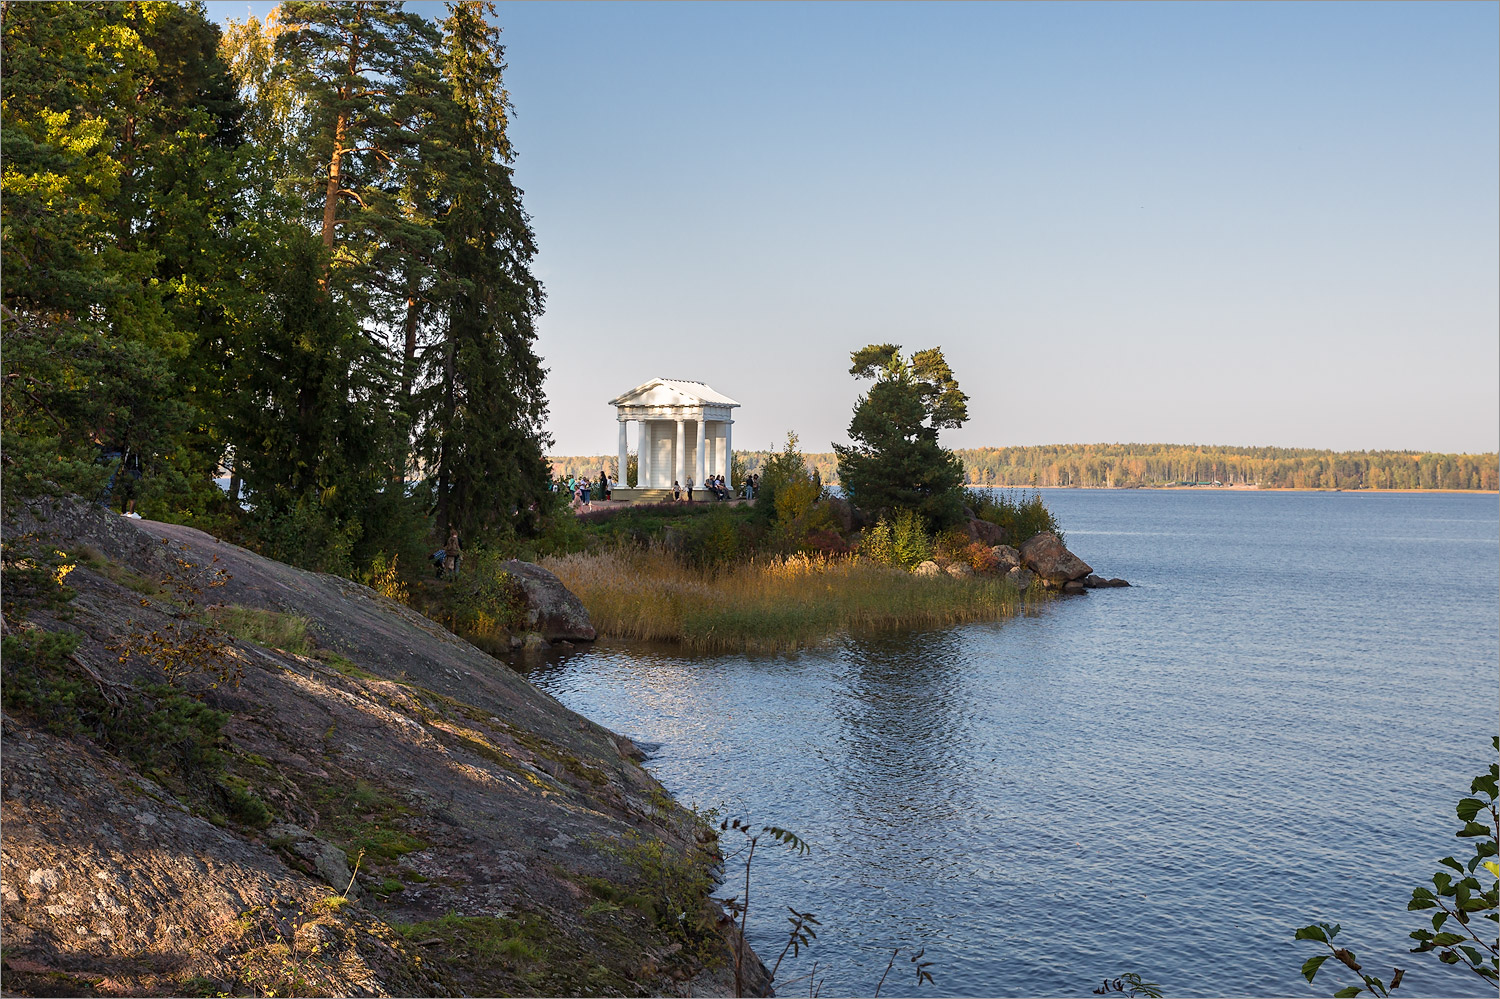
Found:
608,378 -> 740,409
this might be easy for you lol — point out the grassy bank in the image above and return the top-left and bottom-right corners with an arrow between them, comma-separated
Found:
541,548 -> 1046,653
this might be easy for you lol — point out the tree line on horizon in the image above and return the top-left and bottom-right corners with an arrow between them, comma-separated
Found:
551,443 -> 1499,492
2,0 -> 555,574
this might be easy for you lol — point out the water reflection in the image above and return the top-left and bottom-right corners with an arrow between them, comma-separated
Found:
527,492 -> 1498,997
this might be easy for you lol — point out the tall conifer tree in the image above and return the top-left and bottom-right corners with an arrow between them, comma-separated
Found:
416,1 -> 552,539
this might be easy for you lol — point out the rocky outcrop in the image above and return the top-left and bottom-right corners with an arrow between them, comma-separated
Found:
1005,565 -> 1035,589
1,498 -> 756,997
990,545 -> 1022,572
1083,574 -> 1130,588
959,518 -> 1006,546
912,560 -> 941,577
1018,531 -> 1093,589
501,559 -> 597,641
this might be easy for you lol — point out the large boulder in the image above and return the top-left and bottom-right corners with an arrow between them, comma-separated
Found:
959,518 -> 1007,546
501,560 -> 597,641
990,545 -> 1022,572
912,560 -> 941,577
1018,532 -> 1092,588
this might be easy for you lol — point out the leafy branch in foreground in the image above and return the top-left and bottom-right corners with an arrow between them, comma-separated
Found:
1297,737 -> 1499,997
1091,972 -> 1164,998
714,815 -> 936,998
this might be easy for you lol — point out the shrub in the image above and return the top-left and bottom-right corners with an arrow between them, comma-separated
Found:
246,497 -> 361,578
965,488 -> 1062,545
802,529 -> 851,556
366,552 -> 410,604
860,518 -> 897,566
436,549 -> 529,654
891,509 -> 932,568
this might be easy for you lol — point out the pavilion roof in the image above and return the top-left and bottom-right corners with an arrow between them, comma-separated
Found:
608,378 -> 740,409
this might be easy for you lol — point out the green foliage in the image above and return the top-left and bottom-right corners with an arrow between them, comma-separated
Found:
675,505 -> 749,568
834,344 -> 969,529
243,494 -> 361,578
858,510 -> 933,569
1405,738 -> 1499,986
5,0 -> 557,576
2,1 -> 249,516
1,535 -> 79,621
860,518 -> 896,566
430,548 -> 528,655
965,488 -> 1064,545
891,509 -> 933,568
1,625 -> 274,831
206,605 -> 312,656
756,432 -> 816,526
1297,739 -> 1499,996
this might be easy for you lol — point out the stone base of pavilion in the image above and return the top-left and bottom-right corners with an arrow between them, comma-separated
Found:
604,487 -> 748,505
607,487 -> 676,503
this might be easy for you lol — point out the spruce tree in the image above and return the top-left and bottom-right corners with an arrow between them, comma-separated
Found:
415,0 -> 551,540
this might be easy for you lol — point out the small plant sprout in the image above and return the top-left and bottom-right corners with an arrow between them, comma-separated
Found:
344,847 -> 365,897
768,907 -> 820,982
874,946 -> 935,997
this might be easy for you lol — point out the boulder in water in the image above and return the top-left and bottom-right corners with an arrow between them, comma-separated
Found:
1018,532 -> 1092,588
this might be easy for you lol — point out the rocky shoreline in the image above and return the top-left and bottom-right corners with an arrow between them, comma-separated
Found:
912,528 -> 1129,594
1,499 -> 767,997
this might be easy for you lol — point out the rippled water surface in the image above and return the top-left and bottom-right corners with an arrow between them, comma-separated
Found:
529,490 -> 1499,997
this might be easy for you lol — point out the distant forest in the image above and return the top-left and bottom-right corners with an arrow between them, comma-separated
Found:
551,444 -> 1499,491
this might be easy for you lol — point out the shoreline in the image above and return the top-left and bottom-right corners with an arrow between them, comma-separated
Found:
967,485 -> 1499,494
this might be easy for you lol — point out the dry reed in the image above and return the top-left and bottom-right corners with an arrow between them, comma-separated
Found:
540,548 -> 1044,653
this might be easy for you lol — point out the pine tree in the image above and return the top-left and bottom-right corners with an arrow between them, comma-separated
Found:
833,344 -> 970,528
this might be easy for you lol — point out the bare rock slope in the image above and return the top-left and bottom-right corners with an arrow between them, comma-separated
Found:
2,499 -> 764,997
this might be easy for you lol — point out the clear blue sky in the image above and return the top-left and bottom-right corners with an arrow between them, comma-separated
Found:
208,1 -> 1500,455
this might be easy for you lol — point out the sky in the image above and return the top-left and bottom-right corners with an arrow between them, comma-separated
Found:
207,1 -> 1500,456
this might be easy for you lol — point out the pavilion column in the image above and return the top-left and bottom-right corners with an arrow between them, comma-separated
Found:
695,417 -> 707,490
640,422 -> 652,487
617,420 -> 628,488
675,419 -> 686,488
724,420 -> 733,489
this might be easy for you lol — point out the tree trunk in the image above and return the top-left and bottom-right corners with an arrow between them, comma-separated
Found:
434,314 -> 456,536
321,110 -> 348,251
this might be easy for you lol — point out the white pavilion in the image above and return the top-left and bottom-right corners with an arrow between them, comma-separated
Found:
609,378 -> 740,494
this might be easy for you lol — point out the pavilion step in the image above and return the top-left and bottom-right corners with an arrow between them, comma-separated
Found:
610,488 -> 677,503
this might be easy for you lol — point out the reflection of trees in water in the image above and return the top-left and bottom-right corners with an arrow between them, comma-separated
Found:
834,629 -> 980,822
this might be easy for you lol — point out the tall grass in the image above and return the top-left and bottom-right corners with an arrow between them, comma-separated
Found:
206,605 -> 313,655
541,548 -> 1045,653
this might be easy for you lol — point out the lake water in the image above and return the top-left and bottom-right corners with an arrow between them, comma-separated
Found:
528,490 -> 1499,997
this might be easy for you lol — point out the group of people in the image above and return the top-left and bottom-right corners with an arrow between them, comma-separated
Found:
548,467 -> 764,507
672,473 -> 754,502
556,471 -> 614,510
